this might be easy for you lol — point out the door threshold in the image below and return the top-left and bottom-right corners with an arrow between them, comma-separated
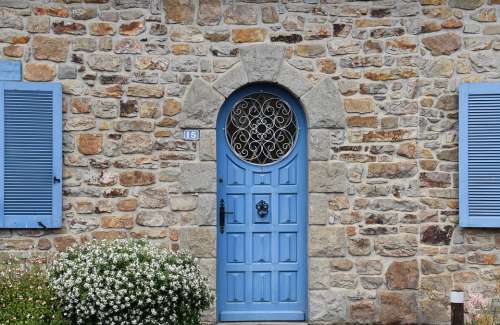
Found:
217,323 -> 308,325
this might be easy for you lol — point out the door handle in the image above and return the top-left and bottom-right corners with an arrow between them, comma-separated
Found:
219,199 -> 233,234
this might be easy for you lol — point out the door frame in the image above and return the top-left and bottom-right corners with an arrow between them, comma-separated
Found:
215,83 -> 309,322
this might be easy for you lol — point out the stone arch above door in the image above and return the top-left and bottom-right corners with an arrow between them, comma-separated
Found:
179,44 -> 347,130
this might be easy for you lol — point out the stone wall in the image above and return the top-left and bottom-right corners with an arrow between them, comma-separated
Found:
0,0 -> 500,323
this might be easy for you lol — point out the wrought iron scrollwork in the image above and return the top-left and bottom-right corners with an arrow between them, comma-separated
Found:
225,93 -> 298,165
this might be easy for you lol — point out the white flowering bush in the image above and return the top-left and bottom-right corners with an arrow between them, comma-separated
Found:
49,239 -> 212,325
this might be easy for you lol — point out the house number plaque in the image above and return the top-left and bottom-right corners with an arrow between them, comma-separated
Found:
183,129 -> 200,141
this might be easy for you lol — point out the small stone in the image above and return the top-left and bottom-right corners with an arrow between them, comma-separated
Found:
88,53 -> 122,72
138,187 -> 169,209
397,143 -> 416,158
356,259 -> 383,275
333,24 -> 352,37
310,226 -> 346,257
24,63 -> 56,81
368,162 -> 417,178
114,38 -> 142,54
32,6 -> 68,17
119,20 -> 145,36
422,32 -> 461,55
163,99 -> 182,116
117,199 -> 137,211
471,7 -> 497,22
346,116 -> 378,128
78,134 -> 103,155
348,238 -> 371,256
355,18 -> 392,28
304,23 -> 332,40
423,58 -> 454,77
351,300 -> 376,322
379,291 -> 417,324
375,234 -> 418,257
317,58 -> 336,74
58,64 -> 77,79
92,231 -> 127,240
170,195 -> 197,211
71,97 -> 91,113
52,21 -> 86,35
164,0 -> 194,24
114,119 -> 154,132
420,172 -> 451,188
344,98 -> 374,113
179,162 -> 216,192
53,236 -> 76,252
328,40 -> 361,56
92,85 -> 124,98
385,36 -> 417,54
422,20 -> 442,33
283,15 -> 304,31
37,238 -> 51,250
90,22 -> 115,36
224,4 -> 257,25
171,56 -> 198,72
73,37 -> 98,52
232,28 -> 267,43
442,18 -> 463,29
309,162 -> 347,193
71,7 -> 97,20
386,259 -> 419,289
483,24 -> 500,35
121,132 -> 153,154
449,0 -> 484,9
197,0 -> 221,26
262,5 -> 278,24
421,224 -> 454,245
204,27 -> 230,42
32,35 -> 69,62
296,44 -> 326,58
339,55 -> 383,68
119,171 -> 155,186
128,84 -> 164,98
3,45 -> 23,58
27,16 -> 49,33
101,216 -> 134,229
150,23 -> 168,35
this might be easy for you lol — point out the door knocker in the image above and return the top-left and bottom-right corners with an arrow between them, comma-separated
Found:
256,200 -> 269,217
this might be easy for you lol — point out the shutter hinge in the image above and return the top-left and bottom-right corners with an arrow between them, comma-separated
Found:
38,222 -> 47,229
53,176 -> 61,183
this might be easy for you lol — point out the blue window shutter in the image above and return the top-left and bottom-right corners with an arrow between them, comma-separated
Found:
460,83 -> 500,227
0,81 -> 62,228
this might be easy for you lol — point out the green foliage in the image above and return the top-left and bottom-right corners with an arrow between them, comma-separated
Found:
0,256 -> 68,325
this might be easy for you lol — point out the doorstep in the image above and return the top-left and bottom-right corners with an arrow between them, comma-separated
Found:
217,323 -> 308,325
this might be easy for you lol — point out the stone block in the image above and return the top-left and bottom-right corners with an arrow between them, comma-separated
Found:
309,226 -> 346,257
309,161 -> 347,193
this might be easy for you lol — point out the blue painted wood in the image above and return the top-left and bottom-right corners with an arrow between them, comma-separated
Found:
0,81 -> 62,228
216,84 -> 308,321
0,61 -> 21,81
459,82 -> 500,228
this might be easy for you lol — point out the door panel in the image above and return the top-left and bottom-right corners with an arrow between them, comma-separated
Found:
217,84 -> 307,322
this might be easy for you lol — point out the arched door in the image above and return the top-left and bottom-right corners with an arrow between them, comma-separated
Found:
216,84 -> 308,322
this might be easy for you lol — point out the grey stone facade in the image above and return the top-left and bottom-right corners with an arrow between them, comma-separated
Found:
0,0 -> 500,323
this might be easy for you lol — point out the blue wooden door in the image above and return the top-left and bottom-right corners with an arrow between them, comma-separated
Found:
216,84 -> 308,322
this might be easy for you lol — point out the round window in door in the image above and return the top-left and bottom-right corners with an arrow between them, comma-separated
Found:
225,93 -> 298,165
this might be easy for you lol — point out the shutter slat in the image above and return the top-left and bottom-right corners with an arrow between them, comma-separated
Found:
460,83 -> 500,227
0,82 -> 62,228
